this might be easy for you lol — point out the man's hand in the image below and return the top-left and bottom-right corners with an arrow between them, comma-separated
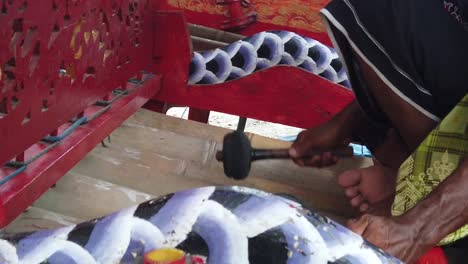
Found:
348,214 -> 432,263
289,100 -> 370,168
289,123 -> 350,167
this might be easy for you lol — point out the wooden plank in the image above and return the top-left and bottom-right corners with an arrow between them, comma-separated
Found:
188,23 -> 244,43
3,207 -> 82,234
8,109 -> 372,230
32,172 -> 154,221
71,110 -> 372,218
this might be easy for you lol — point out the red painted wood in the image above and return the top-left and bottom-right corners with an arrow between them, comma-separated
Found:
0,4 -> 189,225
50,129 -> 58,137
414,247 -> 448,264
15,153 -> 25,163
0,0 -> 352,226
0,75 -> 160,227
157,1 -> 333,46
143,100 -> 167,113
216,0 -> 257,30
154,66 -> 354,129
0,0 -> 157,166
188,108 -> 211,123
149,10 -> 353,128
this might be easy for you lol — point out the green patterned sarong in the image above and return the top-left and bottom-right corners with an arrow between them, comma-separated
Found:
392,94 -> 468,245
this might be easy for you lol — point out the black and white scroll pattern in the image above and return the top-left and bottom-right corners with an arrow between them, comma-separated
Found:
0,186 -> 401,264
189,31 -> 351,88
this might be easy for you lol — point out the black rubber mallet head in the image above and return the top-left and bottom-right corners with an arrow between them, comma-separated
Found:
216,131 -> 354,180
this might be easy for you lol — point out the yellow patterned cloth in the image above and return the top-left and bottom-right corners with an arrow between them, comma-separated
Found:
392,94 -> 468,245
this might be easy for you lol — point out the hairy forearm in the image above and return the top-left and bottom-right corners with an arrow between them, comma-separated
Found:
402,158 -> 468,246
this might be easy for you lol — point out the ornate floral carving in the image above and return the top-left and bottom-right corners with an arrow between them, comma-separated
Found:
167,0 -> 331,32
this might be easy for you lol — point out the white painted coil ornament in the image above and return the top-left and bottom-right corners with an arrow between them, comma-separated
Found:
0,186 -> 402,264
188,31 -> 351,88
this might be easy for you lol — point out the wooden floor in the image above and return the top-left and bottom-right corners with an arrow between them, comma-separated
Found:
4,109 -> 373,234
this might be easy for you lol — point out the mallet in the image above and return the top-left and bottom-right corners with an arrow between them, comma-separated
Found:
216,131 -> 354,180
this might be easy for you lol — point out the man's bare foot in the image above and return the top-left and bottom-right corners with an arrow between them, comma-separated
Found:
337,160 -> 397,214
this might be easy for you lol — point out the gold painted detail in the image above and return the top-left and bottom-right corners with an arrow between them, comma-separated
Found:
166,0 -> 330,33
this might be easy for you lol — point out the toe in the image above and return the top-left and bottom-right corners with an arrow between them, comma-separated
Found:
359,203 -> 369,212
337,169 -> 362,188
350,194 -> 365,207
345,186 -> 359,198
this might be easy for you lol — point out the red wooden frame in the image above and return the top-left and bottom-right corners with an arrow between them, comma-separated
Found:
157,0 -> 333,46
0,1 -> 185,227
0,75 -> 160,227
0,0 -> 155,166
152,68 -> 354,129
0,1 -> 353,227
149,11 -> 354,128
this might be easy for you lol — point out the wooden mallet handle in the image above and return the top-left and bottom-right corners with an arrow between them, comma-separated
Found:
216,146 -> 354,161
